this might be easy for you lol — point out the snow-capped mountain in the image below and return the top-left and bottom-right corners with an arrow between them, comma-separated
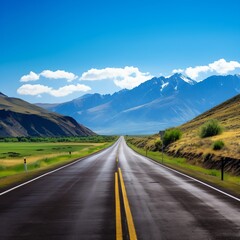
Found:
38,74 -> 240,134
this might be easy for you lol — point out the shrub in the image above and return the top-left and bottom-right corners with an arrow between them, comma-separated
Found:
200,119 -> 223,138
154,139 -> 162,151
213,140 -> 224,150
163,128 -> 182,146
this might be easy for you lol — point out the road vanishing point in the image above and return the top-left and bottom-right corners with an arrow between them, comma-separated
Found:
0,137 -> 240,239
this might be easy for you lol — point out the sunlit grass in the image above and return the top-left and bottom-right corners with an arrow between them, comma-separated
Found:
0,142 -> 113,190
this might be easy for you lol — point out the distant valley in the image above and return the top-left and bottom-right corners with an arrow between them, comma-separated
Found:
38,74 -> 240,134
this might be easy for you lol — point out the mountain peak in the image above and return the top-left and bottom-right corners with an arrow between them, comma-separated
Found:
38,74 -> 240,134
168,73 -> 196,85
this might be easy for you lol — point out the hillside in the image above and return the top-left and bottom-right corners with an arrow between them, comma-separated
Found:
127,94 -> 240,175
168,94 -> 240,162
42,74 -> 240,134
0,94 -> 95,137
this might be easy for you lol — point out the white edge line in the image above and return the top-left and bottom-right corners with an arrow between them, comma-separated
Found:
0,141 -> 119,196
130,145 -> 240,202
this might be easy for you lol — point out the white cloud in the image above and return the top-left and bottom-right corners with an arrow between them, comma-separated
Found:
20,71 -> 40,82
185,65 -> 210,79
40,70 -> 78,82
17,84 -> 91,97
17,84 -> 51,95
20,70 -> 78,82
184,59 -> 240,80
208,59 -> 240,74
80,66 -> 153,89
172,69 -> 184,74
50,84 -> 91,97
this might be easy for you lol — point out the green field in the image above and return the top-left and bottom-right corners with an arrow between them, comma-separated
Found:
0,141 -> 113,189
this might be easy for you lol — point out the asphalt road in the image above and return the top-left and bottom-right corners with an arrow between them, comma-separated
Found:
0,137 -> 240,239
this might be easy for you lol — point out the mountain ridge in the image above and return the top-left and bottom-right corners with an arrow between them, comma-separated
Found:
38,74 -> 240,134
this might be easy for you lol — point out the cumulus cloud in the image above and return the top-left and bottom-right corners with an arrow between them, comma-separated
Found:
183,59 -> 240,80
208,59 -> 240,74
80,66 -> 153,89
172,69 -> 184,74
185,65 -> 210,79
17,84 -> 51,95
17,84 -> 91,97
20,70 -> 78,82
20,71 -> 40,82
50,84 -> 91,97
40,70 -> 78,82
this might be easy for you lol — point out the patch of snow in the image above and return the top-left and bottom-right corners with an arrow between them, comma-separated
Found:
160,82 -> 169,91
180,75 -> 195,85
122,104 -> 147,113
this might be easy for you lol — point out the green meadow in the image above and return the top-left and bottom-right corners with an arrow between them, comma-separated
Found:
0,141 -> 113,189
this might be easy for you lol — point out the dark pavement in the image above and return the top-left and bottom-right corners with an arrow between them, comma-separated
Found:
0,136 -> 240,239
0,140 -> 119,240
118,137 -> 240,239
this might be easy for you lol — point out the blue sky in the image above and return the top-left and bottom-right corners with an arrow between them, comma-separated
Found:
1,0 -> 240,103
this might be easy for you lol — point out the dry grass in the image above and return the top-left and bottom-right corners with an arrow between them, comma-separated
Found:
169,94 -> 240,160
0,151 -> 80,167
127,94 -> 240,179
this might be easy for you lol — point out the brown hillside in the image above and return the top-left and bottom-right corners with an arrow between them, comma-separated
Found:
0,94 -> 95,137
127,94 -> 240,174
167,94 -> 240,174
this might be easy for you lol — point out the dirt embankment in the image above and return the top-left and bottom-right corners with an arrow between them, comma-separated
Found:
167,149 -> 240,175
127,136 -> 240,176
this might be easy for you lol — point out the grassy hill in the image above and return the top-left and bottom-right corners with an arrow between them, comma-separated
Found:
127,94 -> 240,175
169,94 -> 240,161
0,93 -> 95,137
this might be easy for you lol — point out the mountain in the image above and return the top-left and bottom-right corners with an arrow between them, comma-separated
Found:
35,102 -> 60,110
0,92 -> 7,97
0,94 -> 95,137
42,74 -> 240,134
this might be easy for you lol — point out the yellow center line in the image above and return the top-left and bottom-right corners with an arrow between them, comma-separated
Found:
115,172 -> 123,240
118,168 -> 138,240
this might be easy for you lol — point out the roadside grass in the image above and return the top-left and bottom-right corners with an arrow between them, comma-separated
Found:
127,142 -> 240,197
0,142 -> 113,190
0,142 -> 101,161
